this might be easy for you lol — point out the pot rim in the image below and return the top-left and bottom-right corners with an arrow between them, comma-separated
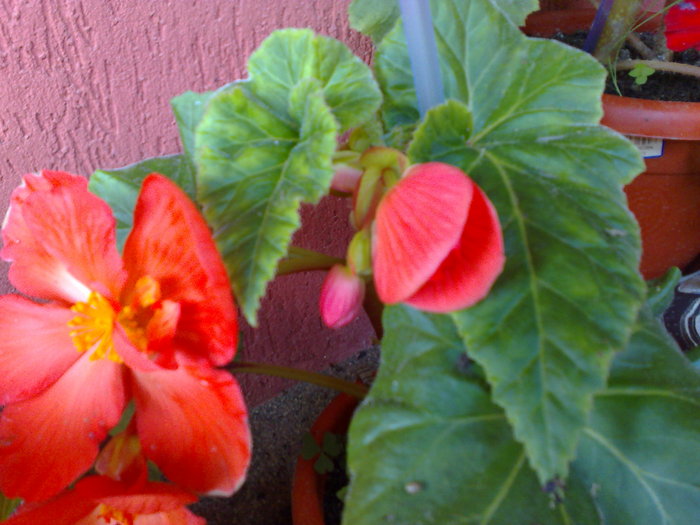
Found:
291,392 -> 360,525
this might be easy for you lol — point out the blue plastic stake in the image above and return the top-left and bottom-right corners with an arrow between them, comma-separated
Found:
398,0 -> 445,117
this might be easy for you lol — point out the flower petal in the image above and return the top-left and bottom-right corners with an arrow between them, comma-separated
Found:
405,182 -> 505,312
0,355 -> 126,501
0,295 -> 79,404
4,476 -> 202,525
122,174 -> 237,367
665,1 -> 700,51
131,366 -> 251,496
373,163 -> 472,304
319,265 -> 366,328
1,171 -> 125,303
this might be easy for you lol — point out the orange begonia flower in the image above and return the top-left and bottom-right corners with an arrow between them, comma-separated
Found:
0,171 -> 250,502
3,475 -> 205,525
373,162 -> 504,313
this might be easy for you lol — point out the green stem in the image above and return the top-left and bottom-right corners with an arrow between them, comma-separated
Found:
228,361 -> 369,399
277,246 -> 344,276
363,281 -> 385,340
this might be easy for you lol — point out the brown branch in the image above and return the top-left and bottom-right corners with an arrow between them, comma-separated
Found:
616,59 -> 700,80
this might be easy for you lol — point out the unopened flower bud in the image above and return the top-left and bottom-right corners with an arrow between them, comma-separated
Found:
319,265 -> 366,329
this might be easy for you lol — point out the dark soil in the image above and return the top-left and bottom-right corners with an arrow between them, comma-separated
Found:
552,30 -> 700,102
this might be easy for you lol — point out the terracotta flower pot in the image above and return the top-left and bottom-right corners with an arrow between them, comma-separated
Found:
524,9 -> 700,279
291,393 -> 359,525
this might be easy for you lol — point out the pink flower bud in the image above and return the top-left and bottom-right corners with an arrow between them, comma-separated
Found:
319,265 -> 366,328
372,162 -> 505,313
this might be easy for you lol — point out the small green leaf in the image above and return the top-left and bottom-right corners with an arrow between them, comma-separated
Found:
336,485 -> 349,502
314,453 -> 335,475
301,432 -> 322,460
628,62 -> 655,85
89,155 -> 195,250
322,432 -> 344,458
0,493 -> 21,521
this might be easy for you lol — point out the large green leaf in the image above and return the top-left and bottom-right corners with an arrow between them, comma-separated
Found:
573,307 -> 700,524
388,0 -> 647,484
196,29 -> 381,324
348,0 -> 537,44
344,305 -> 601,525
344,305 -> 700,523
89,155 -> 195,251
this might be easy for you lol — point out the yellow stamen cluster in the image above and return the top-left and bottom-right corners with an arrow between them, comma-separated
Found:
68,276 -> 164,362
68,292 -> 122,363
96,503 -> 135,524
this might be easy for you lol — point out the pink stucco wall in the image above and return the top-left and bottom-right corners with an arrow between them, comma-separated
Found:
0,0 -> 375,405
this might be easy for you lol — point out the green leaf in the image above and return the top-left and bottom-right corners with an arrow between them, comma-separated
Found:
322,432 -> 344,457
348,0 -> 401,44
387,0 -> 647,485
572,306 -> 700,524
345,306 -> 700,523
315,453 -> 335,475
344,305 -> 601,525
89,155 -> 196,251
347,0 -> 537,44
196,81 -> 338,324
245,29 -> 382,133
647,267 -> 681,316
195,29 -> 381,323
490,0 -> 540,27
629,62 -> 655,85
0,492 -> 21,521
301,432 -> 322,460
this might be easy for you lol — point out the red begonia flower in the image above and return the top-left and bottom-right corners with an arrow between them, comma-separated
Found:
0,171 -> 250,502
373,162 -> 504,312
665,1 -> 700,51
3,475 -> 205,525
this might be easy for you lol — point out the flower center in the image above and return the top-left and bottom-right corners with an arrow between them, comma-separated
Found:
68,291 -> 121,362
96,503 -> 134,525
117,275 -> 162,353
67,276 -> 164,362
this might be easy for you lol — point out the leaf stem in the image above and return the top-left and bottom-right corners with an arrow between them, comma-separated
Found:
229,361 -> 369,399
277,246 -> 344,276
398,0 -> 444,116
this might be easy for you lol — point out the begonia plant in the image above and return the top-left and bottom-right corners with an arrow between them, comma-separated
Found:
1,0 -> 700,523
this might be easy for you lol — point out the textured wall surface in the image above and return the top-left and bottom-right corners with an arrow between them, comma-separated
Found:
0,0 -> 375,405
